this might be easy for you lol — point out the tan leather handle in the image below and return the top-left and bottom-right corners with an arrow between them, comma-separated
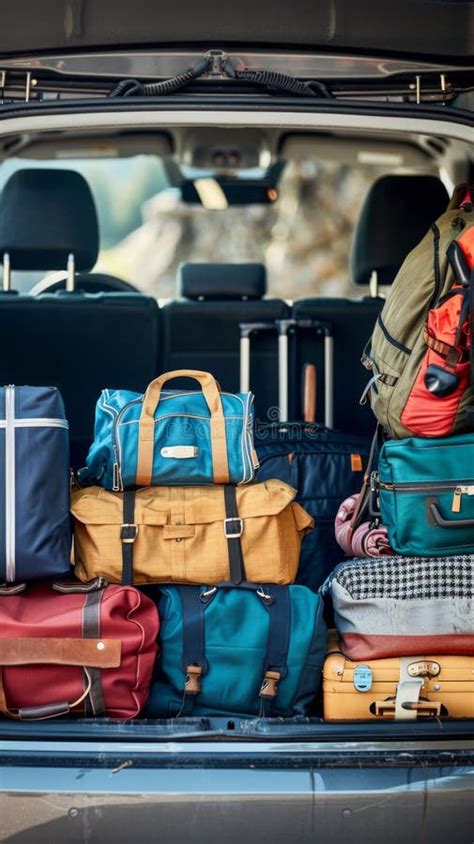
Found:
0,637 -> 121,668
136,370 -> 230,486
303,363 -> 317,423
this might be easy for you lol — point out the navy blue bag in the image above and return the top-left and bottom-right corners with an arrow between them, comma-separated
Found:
256,424 -> 370,591
0,386 -> 71,582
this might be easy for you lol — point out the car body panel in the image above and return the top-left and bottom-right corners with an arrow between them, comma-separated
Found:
0,0 -> 473,60
0,740 -> 473,843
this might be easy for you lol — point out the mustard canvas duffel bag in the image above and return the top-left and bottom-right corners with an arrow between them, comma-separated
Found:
71,480 -> 313,586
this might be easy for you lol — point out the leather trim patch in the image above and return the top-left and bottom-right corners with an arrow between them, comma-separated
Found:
0,637 -> 121,668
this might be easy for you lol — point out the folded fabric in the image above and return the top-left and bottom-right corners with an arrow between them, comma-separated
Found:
322,555 -> 474,660
335,493 -> 394,557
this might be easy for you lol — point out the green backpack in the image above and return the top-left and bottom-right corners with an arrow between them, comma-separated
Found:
363,191 -> 474,439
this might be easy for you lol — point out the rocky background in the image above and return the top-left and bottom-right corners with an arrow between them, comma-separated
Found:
100,160 -> 385,300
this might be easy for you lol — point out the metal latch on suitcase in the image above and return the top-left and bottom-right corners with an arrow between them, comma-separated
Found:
353,665 -> 373,692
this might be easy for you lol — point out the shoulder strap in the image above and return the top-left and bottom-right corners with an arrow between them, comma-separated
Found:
468,268 -> 474,429
177,586 -> 209,714
120,491 -> 137,585
259,585 -> 291,713
223,486 -> 246,585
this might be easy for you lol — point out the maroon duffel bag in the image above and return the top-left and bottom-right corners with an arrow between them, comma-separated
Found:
0,578 -> 159,721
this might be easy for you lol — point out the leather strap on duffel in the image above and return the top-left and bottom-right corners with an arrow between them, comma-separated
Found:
135,370 -> 230,487
259,585 -> 290,713
177,586 -> 209,715
223,485 -> 246,585
120,491 -> 138,586
82,587 -> 106,716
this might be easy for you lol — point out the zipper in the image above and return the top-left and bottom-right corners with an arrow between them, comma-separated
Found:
452,485 -> 474,513
112,397 -> 142,490
376,472 -> 474,513
376,314 -> 411,356
5,386 -> 15,583
112,393 -> 255,488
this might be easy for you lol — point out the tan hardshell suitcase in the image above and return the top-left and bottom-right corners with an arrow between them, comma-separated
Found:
323,635 -> 474,721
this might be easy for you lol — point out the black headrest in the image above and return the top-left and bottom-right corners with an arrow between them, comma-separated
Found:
0,169 -> 99,271
179,263 -> 266,300
350,175 -> 449,286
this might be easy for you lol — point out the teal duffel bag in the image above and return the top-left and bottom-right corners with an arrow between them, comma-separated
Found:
147,584 -> 327,718
376,432 -> 474,556
79,369 -> 257,490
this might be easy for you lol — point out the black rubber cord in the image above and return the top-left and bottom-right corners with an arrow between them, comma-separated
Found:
108,55 -> 333,99
108,56 -> 212,98
224,61 -> 334,99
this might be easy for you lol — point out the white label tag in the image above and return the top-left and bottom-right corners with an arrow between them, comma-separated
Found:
160,446 -> 199,459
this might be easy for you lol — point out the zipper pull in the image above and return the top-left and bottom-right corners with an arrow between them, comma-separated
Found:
370,471 -> 379,493
452,486 -> 462,512
112,462 -> 120,492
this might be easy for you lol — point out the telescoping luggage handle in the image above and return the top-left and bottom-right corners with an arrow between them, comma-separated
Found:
239,319 -> 334,427
135,369 -> 230,486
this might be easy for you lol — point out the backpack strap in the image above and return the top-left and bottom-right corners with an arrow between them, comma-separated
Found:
177,586 -> 209,715
468,267 -> 474,429
259,585 -> 291,714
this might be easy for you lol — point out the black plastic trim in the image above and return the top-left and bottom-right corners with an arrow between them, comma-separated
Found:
0,95 -> 473,127
0,716 -> 473,744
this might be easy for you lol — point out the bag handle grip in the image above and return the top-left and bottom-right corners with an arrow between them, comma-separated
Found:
0,666 -> 94,721
428,500 -> 474,529
0,638 -> 121,721
136,370 -> 230,486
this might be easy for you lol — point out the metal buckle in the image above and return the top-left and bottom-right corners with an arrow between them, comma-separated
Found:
224,517 -> 243,539
120,523 -> 138,544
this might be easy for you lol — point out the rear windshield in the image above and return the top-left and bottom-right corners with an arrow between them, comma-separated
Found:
0,156 -> 387,299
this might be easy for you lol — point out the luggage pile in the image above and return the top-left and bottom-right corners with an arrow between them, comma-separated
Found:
0,370 -> 327,720
325,185 -> 474,720
0,184 -> 473,725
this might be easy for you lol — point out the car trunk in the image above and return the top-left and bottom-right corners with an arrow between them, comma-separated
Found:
0,28 -> 472,748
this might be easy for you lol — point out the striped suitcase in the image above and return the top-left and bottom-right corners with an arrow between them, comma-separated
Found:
0,385 -> 71,582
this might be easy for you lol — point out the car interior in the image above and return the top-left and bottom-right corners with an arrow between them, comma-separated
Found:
0,121 -> 472,737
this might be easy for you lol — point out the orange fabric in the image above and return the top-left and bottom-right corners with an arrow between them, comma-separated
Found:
401,227 -> 473,437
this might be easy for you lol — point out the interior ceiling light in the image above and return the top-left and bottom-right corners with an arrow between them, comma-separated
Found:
193,178 -> 228,210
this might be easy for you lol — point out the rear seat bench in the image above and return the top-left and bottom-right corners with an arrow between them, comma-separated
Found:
0,169 -> 161,468
161,262 -> 290,423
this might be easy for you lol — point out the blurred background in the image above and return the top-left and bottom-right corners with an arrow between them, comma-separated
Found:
0,156 -> 385,299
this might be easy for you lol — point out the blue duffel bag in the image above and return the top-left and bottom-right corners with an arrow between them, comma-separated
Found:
80,370 -> 257,490
256,423 -> 370,591
0,385 -> 71,582
147,583 -> 327,718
